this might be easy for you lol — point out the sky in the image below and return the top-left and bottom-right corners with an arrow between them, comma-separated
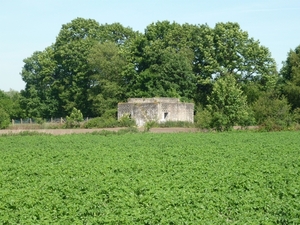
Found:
0,0 -> 299,92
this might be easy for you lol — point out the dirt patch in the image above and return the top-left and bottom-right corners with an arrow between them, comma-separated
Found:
0,126 -> 259,136
0,127 -> 199,135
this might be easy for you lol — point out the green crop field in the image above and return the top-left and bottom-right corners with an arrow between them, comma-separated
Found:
0,131 -> 299,224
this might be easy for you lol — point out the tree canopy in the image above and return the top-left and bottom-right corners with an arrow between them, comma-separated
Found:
16,17 -> 298,130
280,45 -> 300,109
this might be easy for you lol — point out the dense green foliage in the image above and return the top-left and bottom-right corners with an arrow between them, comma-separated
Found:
280,45 -> 300,110
0,132 -> 299,223
18,18 -> 281,124
64,108 -> 84,128
83,114 -> 135,128
0,90 -> 24,128
207,75 -> 250,131
0,17 -> 295,130
0,108 -> 10,129
252,92 -> 292,131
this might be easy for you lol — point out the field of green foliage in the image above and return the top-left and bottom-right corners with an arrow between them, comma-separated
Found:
0,131 -> 299,224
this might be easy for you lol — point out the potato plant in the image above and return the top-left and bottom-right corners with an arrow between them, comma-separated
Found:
0,131 -> 299,224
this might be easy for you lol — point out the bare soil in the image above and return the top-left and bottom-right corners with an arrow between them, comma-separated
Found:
0,127 -> 199,135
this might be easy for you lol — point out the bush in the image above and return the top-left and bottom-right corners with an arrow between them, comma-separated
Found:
292,107 -> 300,124
144,120 -> 158,132
84,115 -> 136,129
118,114 -> 136,127
158,121 -> 195,128
252,93 -> 292,131
194,107 -> 212,129
34,117 -> 45,125
0,108 -> 10,129
84,117 -> 118,128
259,117 -> 287,132
65,108 -> 84,128
207,75 -> 250,131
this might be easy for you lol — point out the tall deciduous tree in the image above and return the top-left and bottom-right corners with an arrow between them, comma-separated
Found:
98,22 -> 138,45
53,17 -> 102,117
87,41 -> 127,116
124,21 -> 197,100
212,22 -> 276,80
207,75 -> 250,131
20,47 -> 57,118
280,45 -> 300,109
53,18 -> 136,117
191,22 -> 277,105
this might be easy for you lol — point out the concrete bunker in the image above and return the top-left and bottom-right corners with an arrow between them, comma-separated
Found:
118,98 -> 194,127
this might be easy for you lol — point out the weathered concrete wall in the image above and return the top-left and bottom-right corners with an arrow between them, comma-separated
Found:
118,98 -> 194,127
118,102 -> 158,127
128,98 -> 179,103
158,102 -> 194,123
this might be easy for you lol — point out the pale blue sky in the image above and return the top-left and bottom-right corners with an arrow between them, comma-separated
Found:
0,0 -> 299,91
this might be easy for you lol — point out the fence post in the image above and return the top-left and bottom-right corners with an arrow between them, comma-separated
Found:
61,117 -> 63,124
51,117 -> 53,123
21,118 -> 23,124
12,119 -> 14,125
30,118 -> 32,124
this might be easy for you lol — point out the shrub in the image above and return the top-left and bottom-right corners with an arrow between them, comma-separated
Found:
34,117 -> 45,125
252,93 -> 292,131
84,117 -> 118,128
84,115 -> 135,129
65,108 -> 84,128
194,108 -> 212,129
207,75 -> 250,131
159,121 -> 194,128
144,120 -> 158,132
0,108 -> 10,129
292,107 -> 300,124
118,114 -> 136,127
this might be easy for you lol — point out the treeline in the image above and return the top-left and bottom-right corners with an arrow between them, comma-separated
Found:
1,17 -> 300,130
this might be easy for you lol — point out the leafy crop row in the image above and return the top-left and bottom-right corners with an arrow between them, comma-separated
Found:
0,131 -> 299,224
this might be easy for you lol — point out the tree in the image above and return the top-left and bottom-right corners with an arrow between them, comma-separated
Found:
124,21 -> 197,100
0,90 -> 16,128
0,90 -> 14,117
0,90 -> 23,119
98,22 -> 137,45
53,18 -> 103,117
280,45 -> 300,109
212,23 -> 276,80
20,18 -> 137,118
207,75 -> 250,131
191,22 -> 277,106
53,18 -> 136,117
87,41 -> 127,116
20,47 -> 58,118
5,90 -> 24,119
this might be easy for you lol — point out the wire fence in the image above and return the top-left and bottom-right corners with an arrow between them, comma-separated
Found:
11,117 -> 91,125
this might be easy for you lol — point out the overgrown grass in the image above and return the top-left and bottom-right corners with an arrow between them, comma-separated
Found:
0,131 -> 52,137
158,121 -> 195,128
